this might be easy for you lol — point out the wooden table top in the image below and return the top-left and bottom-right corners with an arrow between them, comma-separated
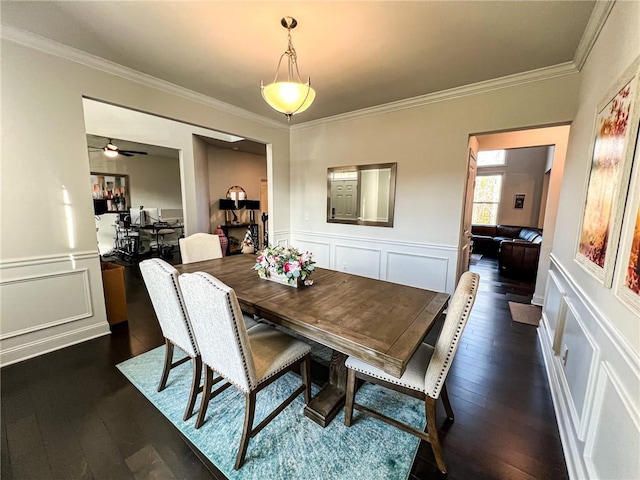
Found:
176,254 -> 449,378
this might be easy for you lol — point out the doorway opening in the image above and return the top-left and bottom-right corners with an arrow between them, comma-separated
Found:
89,134 -> 183,262
458,124 -> 571,306
83,98 -> 270,333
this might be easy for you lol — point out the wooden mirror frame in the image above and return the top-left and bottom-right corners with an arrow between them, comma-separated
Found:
326,163 -> 397,227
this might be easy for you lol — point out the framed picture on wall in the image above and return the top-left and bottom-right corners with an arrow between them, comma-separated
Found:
615,121 -> 640,314
575,59 -> 640,287
514,194 -> 525,209
90,172 -> 130,212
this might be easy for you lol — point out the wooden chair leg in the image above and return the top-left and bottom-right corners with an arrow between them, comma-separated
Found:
441,382 -> 454,422
195,367 -> 214,429
183,355 -> 202,421
301,355 -> 312,404
157,338 -> 173,392
235,391 -> 256,470
426,396 -> 447,474
344,368 -> 356,427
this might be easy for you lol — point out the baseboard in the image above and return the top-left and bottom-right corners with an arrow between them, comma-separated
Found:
532,293 -> 545,306
0,322 -> 111,367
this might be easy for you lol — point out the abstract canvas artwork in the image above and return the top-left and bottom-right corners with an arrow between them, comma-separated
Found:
616,122 -> 640,314
90,172 -> 130,212
576,62 -> 640,286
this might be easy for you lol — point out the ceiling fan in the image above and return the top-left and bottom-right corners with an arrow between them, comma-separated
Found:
88,139 -> 148,157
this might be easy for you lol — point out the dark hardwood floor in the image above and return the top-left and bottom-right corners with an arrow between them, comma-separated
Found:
1,254 -> 567,480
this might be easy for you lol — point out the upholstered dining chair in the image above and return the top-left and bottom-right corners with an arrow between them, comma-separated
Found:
178,233 -> 223,264
178,272 -> 312,470
344,271 -> 480,474
139,258 -> 203,421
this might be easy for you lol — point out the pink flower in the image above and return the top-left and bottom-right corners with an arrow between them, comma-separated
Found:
284,260 -> 300,273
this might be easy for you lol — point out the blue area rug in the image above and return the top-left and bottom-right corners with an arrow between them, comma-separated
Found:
117,346 -> 425,480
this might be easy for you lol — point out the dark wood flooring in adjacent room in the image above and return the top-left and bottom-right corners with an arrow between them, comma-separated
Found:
1,256 -> 568,480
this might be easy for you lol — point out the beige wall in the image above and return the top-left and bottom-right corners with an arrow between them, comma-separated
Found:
498,146 -> 548,227
0,38 -> 289,365
553,1 -> 639,347
535,4 -> 640,478
89,152 -> 183,211
290,75 -> 579,270
208,147 -> 267,228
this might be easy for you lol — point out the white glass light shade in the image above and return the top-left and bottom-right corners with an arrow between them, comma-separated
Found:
262,81 -> 316,115
103,149 -> 118,158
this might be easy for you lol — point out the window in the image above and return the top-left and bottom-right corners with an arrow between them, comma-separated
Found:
477,149 -> 506,167
472,175 -> 502,225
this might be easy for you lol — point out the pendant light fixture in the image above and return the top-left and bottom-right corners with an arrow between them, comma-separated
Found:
261,16 -> 316,121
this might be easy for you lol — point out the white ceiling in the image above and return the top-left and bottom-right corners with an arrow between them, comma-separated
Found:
2,1 -> 596,124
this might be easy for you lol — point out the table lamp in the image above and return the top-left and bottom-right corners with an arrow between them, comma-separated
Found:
219,198 -> 238,224
240,200 -> 260,224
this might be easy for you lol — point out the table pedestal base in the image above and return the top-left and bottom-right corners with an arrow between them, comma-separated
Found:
304,350 -> 347,427
304,384 -> 345,427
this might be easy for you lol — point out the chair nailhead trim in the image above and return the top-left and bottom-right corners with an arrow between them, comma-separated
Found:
429,272 -> 478,398
349,365 -> 425,393
196,273 -> 255,393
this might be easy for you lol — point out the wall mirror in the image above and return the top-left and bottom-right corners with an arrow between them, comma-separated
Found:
327,163 -> 397,227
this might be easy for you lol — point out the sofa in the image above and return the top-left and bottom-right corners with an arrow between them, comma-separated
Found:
471,224 -> 543,277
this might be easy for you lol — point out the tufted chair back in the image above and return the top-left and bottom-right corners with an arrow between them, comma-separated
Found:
424,271 -> 479,399
178,272 -> 257,393
139,258 -> 198,357
179,233 -> 223,264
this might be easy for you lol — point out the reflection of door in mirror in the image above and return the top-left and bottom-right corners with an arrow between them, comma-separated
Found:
327,163 -> 397,227
330,172 -> 358,220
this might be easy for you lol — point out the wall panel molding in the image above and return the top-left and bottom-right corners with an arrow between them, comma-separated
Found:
0,253 -> 109,367
292,229 -> 458,252
583,363 -> 640,480
0,251 -> 99,269
386,251 -> 449,292
0,269 -> 93,340
550,254 -> 640,372
335,244 -> 382,279
542,269 -> 568,354
539,255 -> 640,480
539,323 -> 586,480
291,230 -> 458,294
557,298 -> 600,440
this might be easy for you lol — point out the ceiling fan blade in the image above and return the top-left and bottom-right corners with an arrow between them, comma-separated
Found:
119,150 -> 148,155
119,152 -> 134,157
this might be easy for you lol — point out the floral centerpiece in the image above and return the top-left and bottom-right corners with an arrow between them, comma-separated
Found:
253,245 -> 315,287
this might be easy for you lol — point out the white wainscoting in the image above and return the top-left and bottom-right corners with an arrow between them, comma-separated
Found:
584,364 -> 640,480
539,255 -> 640,480
290,231 -> 458,294
272,230 -> 291,249
0,252 -> 111,367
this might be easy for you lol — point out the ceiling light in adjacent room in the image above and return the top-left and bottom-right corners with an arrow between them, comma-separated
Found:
103,142 -> 119,157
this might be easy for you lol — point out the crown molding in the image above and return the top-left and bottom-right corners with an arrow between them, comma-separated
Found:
573,1 -> 616,71
2,0 -> 612,135
292,61 -> 579,131
0,24 -> 288,131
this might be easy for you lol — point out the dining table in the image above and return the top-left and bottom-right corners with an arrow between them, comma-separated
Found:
175,254 -> 450,427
